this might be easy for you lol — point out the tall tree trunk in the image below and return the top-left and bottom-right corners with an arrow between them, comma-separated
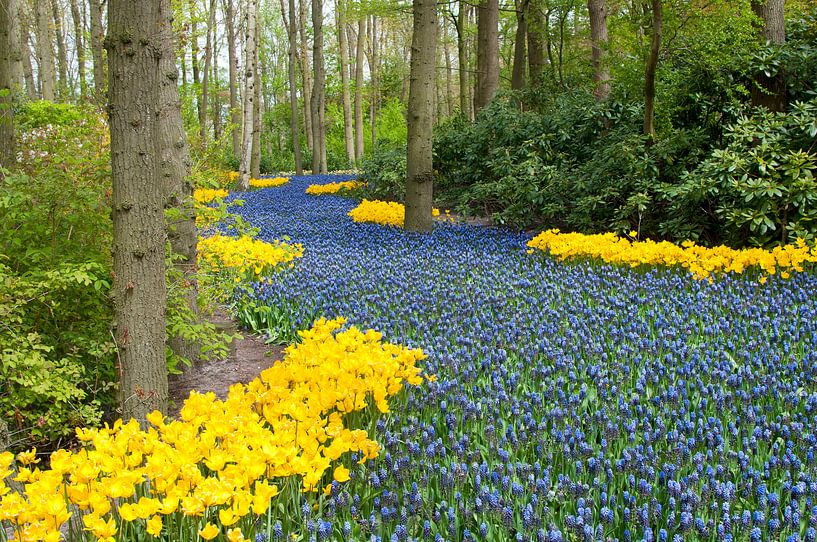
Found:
588,0 -> 611,100
405,0 -> 437,233
511,0 -> 527,90
239,0 -> 258,190
5,0 -> 25,92
1,0 -> 15,169
191,0 -> 203,135
354,17 -> 365,161
89,0 -> 105,98
69,0 -> 86,98
455,1 -> 470,119
212,11 -> 221,141
544,7 -> 555,70
337,0 -> 354,167
299,0 -> 313,157
282,0 -> 302,174
35,0 -> 56,100
250,18 -> 261,179
223,0 -> 240,158
200,0 -> 216,142
643,0 -> 661,138
51,0 -> 68,100
557,7 -> 567,87
751,0 -> 786,111
20,11 -> 36,99
107,0 -> 168,423
311,0 -> 326,174
369,15 -> 379,149
474,0 -> 498,112
443,24 -> 454,116
527,0 -> 545,85
158,0 -> 198,365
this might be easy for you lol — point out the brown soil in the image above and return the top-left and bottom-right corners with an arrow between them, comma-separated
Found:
167,310 -> 285,417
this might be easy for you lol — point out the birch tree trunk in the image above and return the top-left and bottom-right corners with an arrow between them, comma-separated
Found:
200,0 -> 216,142
588,0 -> 611,100
354,17 -> 365,161
404,0 -> 437,233
223,0 -> 241,158
337,0 -> 354,167
107,0 -> 168,424
250,18 -> 261,179
369,15 -> 379,149
239,0 -> 257,190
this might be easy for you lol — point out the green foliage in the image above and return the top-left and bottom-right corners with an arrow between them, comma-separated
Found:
360,145 -> 407,202
16,100 -> 86,130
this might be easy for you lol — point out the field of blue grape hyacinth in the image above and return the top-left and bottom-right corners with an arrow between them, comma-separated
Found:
233,174 -> 817,542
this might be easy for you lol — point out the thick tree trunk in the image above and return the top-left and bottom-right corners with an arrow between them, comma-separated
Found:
69,0 -> 86,98
35,0 -> 56,100
1,0 -> 15,168
5,0 -> 24,92
239,0 -> 258,190
337,0 -> 354,167
455,2 -> 470,119
643,0 -> 661,138
89,0 -> 105,98
250,19 -> 261,179
200,0 -> 216,142
588,0 -> 611,100
311,0 -> 326,174
405,0 -> 437,233
511,0 -> 527,90
751,0 -> 786,112
283,0 -> 302,174
51,0 -> 68,100
223,0 -> 240,158
299,0 -> 313,157
527,0 -> 545,85
474,0 -> 498,113
354,18 -> 365,161
107,0 -> 168,423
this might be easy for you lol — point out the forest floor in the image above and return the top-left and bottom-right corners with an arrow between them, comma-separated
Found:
167,310 -> 283,417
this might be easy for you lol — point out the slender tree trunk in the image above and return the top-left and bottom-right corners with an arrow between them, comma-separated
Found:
69,0 -> 86,98
200,0 -> 215,142
751,0 -> 786,111
223,0 -> 241,158
51,0 -> 68,100
20,13 -> 36,99
527,1 -> 545,85
5,0 -> 24,92
311,0 -> 326,174
281,0 -> 302,174
588,0 -> 611,100
212,12 -> 221,141
511,0 -> 528,90
107,0 -> 168,423
557,7 -> 567,87
239,0 -> 258,190
354,17 -> 365,161
1,0 -> 15,168
89,0 -> 105,98
299,0 -> 313,157
443,24 -> 454,116
35,0 -> 56,100
190,0 -> 204,136
337,0 -> 354,167
474,0 -> 498,112
369,15 -> 379,149
643,0 -> 661,138
250,18 -> 261,179
405,0 -> 437,233
455,2 -> 470,119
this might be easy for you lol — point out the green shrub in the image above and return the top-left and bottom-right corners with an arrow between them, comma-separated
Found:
17,100 -> 86,130
360,146 -> 407,202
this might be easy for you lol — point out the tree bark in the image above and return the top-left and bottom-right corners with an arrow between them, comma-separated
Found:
337,0 -> 354,167
239,0 -> 258,190
443,22 -> 454,116
1,0 -> 16,168
311,0 -> 326,174
282,0 -> 302,174
455,1 -> 470,119
200,0 -> 216,142
354,17 -> 365,161
643,0 -> 661,138
212,9 -> 221,141
369,15 -> 379,149
474,0 -> 498,113
51,0 -> 68,100
298,0 -> 313,157
5,0 -> 25,92
20,10 -> 36,99
511,0 -> 527,90
107,0 -> 168,423
405,0 -> 437,233
34,0 -> 56,100
751,0 -> 786,111
69,0 -> 86,98
527,0 -> 545,85
223,0 -> 241,158
250,17 -> 261,179
190,0 -> 203,135
89,0 -> 106,98
588,0 -> 611,100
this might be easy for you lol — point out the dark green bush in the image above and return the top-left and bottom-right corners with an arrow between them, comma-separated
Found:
360,146 -> 407,202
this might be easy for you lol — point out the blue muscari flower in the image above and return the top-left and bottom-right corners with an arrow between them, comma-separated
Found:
273,521 -> 283,540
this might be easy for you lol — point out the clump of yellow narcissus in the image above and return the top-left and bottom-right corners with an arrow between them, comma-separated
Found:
249,177 -> 289,189
305,180 -> 364,196
527,228 -> 817,281
0,317 -> 426,542
197,234 -> 304,278
348,199 -> 445,227
193,188 -> 229,205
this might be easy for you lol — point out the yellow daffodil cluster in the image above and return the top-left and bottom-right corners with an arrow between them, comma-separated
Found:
194,188 -> 229,204
0,317 -> 425,542
527,229 -> 817,280
197,235 -> 304,278
305,181 -> 364,196
227,171 -> 240,183
249,177 -> 289,189
348,199 -> 442,227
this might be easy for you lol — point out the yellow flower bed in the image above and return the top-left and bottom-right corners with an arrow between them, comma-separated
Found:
527,228 -> 817,280
348,199 -> 442,227
0,317 -> 426,542
193,188 -> 229,204
305,180 -> 364,196
249,177 -> 289,189
198,235 -> 303,277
